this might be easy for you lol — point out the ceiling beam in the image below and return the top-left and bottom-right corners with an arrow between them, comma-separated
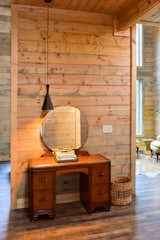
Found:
140,20 -> 160,27
116,0 -> 160,31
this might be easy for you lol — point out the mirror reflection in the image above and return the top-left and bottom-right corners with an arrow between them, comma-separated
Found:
41,106 -> 81,151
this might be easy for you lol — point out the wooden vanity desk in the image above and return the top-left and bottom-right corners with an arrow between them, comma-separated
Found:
29,153 -> 111,220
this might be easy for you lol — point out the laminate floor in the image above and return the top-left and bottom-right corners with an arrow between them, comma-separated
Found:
1,162 -> 160,240
136,153 -> 160,177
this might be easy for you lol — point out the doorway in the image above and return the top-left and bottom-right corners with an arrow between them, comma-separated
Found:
136,23 -> 160,177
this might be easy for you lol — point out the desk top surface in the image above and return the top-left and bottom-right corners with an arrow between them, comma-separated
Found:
29,154 -> 110,170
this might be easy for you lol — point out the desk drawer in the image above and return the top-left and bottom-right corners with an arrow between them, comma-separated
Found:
91,165 -> 109,184
33,172 -> 54,190
33,190 -> 54,210
91,185 -> 109,202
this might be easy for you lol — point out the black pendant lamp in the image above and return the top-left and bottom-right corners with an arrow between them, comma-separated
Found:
42,0 -> 54,110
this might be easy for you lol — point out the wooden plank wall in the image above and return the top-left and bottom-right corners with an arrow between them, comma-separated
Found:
0,5 -> 11,161
137,25 -> 155,139
11,5 -> 134,209
154,27 -> 160,136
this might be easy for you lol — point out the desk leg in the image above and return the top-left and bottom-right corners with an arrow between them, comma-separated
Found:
29,171 -> 56,221
136,147 -> 139,155
85,203 -> 110,213
80,171 -> 110,213
31,211 -> 55,221
157,154 -> 159,162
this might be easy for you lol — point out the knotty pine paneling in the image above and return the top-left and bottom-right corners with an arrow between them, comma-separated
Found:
11,5 -> 135,209
137,26 -> 155,139
0,6 -> 11,162
11,0 -> 133,15
154,27 -> 160,137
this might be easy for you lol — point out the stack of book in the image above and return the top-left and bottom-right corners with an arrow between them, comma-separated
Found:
54,150 -> 77,163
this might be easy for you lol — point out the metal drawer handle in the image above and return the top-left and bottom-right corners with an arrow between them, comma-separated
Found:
38,197 -> 47,202
98,172 -> 104,177
39,177 -> 46,184
96,191 -> 103,196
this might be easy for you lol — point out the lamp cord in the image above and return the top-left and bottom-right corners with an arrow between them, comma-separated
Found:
46,4 -> 49,85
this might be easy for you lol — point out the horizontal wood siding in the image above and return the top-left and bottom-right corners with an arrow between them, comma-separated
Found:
11,5 -> 133,209
154,27 -> 160,137
137,25 -> 155,139
0,6 -> 11,161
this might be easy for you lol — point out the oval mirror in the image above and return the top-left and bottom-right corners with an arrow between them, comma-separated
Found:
41,106 -> 84,151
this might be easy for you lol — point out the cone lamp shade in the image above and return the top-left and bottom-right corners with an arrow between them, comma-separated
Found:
42,84 -> 53,110
42,0 -> 54,111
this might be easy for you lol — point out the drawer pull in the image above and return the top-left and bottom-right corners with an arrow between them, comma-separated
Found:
98,172 -> 104,177
38,197 -> 47,203
96,191 -> 104,196
39,177 -> 46,184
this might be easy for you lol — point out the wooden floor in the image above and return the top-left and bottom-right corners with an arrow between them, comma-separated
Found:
1,162 -> 160,240
0,162 -> 10,240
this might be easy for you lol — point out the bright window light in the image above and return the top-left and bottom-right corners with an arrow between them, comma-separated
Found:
136,79 -> 143,135
136,24 -> 143,67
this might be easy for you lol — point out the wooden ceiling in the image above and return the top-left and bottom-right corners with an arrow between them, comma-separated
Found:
11,0 -> 129,15
141,6 -> 160,26
7,0 -> 160,30
0,0 -> 10,6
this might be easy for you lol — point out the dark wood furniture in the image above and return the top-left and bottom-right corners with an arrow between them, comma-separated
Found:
29,154 -> 111,220
151,149 -> 160,162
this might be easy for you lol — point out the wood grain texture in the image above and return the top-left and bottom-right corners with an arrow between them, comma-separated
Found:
11,4 -> 18,208
130,26 -> 136,191
141,4 -> 160,24
0,0 -> 10,7
2,171 -> 160,240
117,0 -> 160,31
11,5 -> 135,209
11,0 -> 160,31
29,155 -> 110,220
154,27 -> 160,137
11,0 -> 133,15
137,26 -> 156,139
0,6 -> 11,162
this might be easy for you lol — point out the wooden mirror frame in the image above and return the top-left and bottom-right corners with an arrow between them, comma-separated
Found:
40,106 -> 81,151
